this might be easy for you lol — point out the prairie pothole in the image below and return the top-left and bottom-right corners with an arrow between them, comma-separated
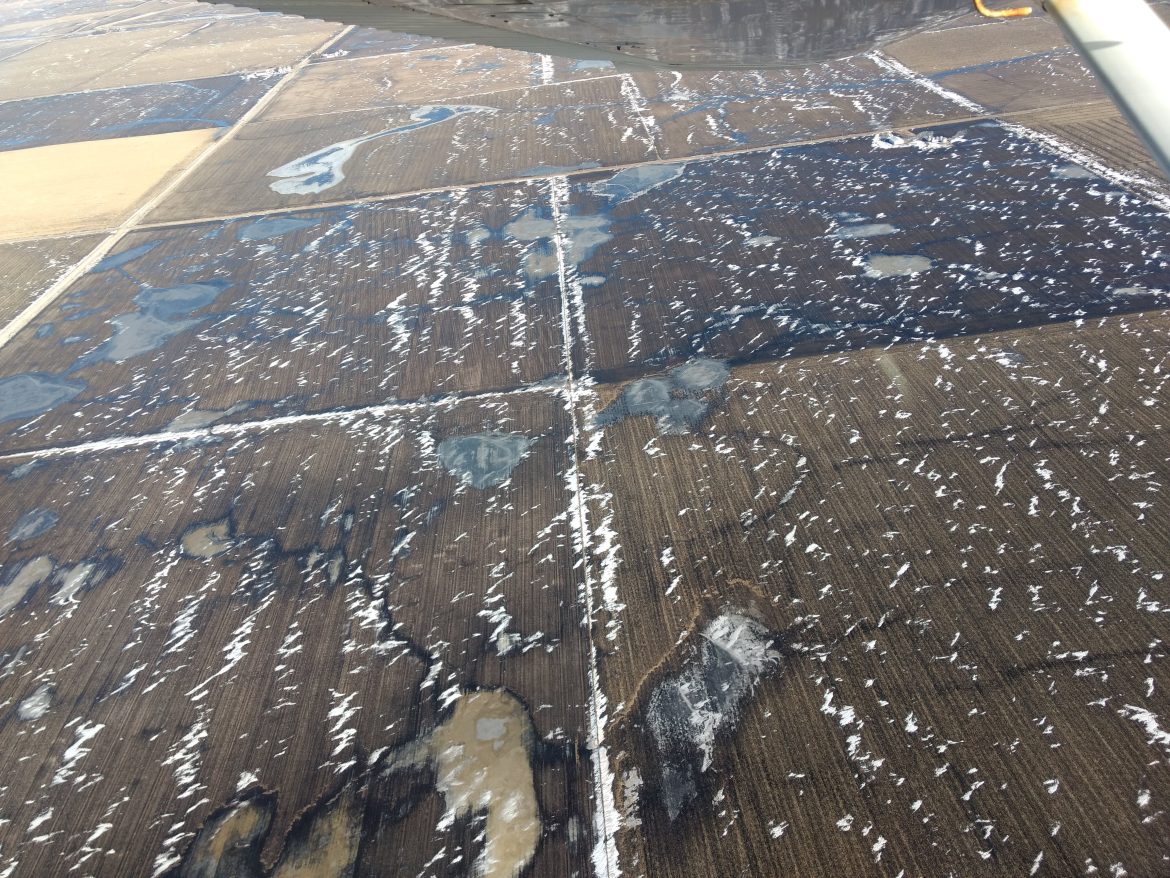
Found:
628,609 -> 807,822
181,519 -> 233,559
0,555 -> 53,616
437,433 -> 532,489
863,254 -> 932,278
598,357 -> 730,435
431,690 -> 541,878
166,690 -> 541,878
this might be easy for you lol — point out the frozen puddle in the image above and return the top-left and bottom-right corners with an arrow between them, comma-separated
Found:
0,372 -> 85,423
166,402 -> 253,432
7,507 -> 58,542
590,162 -> 688,204
504,207 -> 612,281
834,221 -> 897,239
863,254 -> 932,278
989,349 -> 1028,368
81,280 -> 230,365
598,357 -> 730,435
1054,163 -> 1096,180
236,215 -> 320,241
0,555 -> 53,616
437,433 -> 532,489
1112,285 -> 1167,300
644,612 -> 780,820
51,561 -> 98,606
670,358 -> 730,393
268,105 -> 492,195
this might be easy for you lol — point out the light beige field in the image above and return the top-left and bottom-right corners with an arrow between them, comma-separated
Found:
0,129 -> 216,240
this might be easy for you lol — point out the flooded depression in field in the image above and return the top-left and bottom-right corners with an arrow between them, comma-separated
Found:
437,433 -> 532,489
0,372 -> 85,423
0,555 -> 53,617
267,105 -> 494,195
644,612 -> 781,821
6,508 -> 58,543
430,690 -> 541,878
180,519 -> 233,559
79,280 -> 230,365
598,358 -> 730,435
863,253 -> 933,278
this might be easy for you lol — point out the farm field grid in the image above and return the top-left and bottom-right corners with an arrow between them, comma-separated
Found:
1,1 -> 1169,876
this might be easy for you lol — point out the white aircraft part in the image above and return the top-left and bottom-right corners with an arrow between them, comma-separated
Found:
1044,0 -> 1170,178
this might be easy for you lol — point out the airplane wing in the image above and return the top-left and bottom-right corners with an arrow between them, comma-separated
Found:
215,0 -> 974,70
216,0 -> 1170,176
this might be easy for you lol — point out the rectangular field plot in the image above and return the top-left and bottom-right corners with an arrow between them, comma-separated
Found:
884,15 -> 1104,115
0,235 -> 102,326
4,2 -> 1170,877
264,45 -> 550,121
1025,101 -> 1170,185
310,24 -> 459,63
0,0 -> 142,39
0,184 -> 569,452
0,73 -> 276,151
566,121 -> 1170,383
628,53 -> 968,158
146,76 -> 659,223
0,391 -> 593,878
0,14 -> 336,101
0,128 -> 216,241
0,19 -> 205,100
577,312 -> 1170,877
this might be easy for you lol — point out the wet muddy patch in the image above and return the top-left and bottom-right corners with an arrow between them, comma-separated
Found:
169,793 -> 274,878
181,518 -> 233,559
163,785 -> 360,878
597,358 -> 730,435
437,433 -> 532,489
166,689 -> 541,878
429,690 -> 541,878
